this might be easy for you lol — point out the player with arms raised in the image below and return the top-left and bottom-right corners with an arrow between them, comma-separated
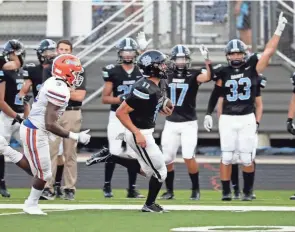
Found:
160,44 -> 213,200
19,54 -> 91,215
203,12 -> 287,201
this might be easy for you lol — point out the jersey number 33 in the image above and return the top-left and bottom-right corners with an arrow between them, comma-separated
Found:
225,77 -> 251,102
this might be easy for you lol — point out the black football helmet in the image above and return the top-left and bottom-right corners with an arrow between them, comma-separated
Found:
170,44 -> 191,70
116,37 -> 138,64
1,39 -> 26,67
35,39 -> 57,64
137,50 -> 168,79
225,39 -> 247,68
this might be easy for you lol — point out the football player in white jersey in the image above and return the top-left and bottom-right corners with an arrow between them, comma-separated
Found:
18,54 -> 91,215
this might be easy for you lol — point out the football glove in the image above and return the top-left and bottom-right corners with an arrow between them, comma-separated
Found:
287,118 -> 295,135
21,95 -> 32,104
199,44 -> 209,60
136,31 -> 152,51
12,114 -> 24,125
275,12 -> 287,36
204,115 -> 213,132
69,129 -> 91,145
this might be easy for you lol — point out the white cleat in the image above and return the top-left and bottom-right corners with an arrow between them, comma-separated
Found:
23,200 -> 47,215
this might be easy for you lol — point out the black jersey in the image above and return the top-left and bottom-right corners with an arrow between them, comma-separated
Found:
165,69 -> 203,122
125,77 -> 165,129
102,64 -> 143,112
23,63 -> 43,98
214,53 -> 260,115
0,69 -> 26,113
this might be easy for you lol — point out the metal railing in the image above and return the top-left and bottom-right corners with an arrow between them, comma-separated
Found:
82,18 -> 153,106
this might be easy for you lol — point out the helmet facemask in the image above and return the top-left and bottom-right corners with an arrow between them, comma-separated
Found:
119,49 -> 137,64
226,52 -> 246,68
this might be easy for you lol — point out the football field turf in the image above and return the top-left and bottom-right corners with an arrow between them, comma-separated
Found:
0,189 -> 295,232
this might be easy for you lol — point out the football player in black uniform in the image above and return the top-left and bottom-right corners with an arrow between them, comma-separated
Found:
203,12 -> 287,201
19,39 -> 57,101
0,40 -> 27,197
86,50 -> 173,212
216,74 -> 267,200
160,44 -> 213,200
286,72 -> 295,200
100,38 -> 144,198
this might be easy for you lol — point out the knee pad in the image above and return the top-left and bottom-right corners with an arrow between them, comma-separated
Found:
164,154 -> 175,166
154,165 -> 167,183
3,146 -> 23,163
221,151 -> 233,165
43,170 -> 53,182
240,152 -> 253,167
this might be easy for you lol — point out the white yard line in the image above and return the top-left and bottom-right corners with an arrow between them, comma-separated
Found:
0,209 -> 73,216
1,204 -> 295,212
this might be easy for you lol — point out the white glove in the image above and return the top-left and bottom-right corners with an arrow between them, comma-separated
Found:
136,31 -> 152,51
275,12 -> 287,36
199,44 -> 209,60
204,115 -> 213,132
69,129 -> 91,145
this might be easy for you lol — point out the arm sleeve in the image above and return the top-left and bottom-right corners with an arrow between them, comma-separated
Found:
212,64 -> 224,82
125,86 -> 150,110
206,85 -> 223,115
248,53 -> 261,67
256,86 -> 261,97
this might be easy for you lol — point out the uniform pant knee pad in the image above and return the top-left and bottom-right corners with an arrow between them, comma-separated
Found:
43,171 -> 53,182
155,166 -> 167,183
221,151 -> 233,165
240,153 -> 253,167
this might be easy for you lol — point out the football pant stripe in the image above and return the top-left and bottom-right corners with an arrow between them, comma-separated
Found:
47,90 -> 66,98
32,129 -> 44,180
140,146 -> 161,180
26,128 -> 39,177
132,133 -> 149,165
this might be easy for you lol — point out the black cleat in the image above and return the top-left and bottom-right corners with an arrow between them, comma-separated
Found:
54,183 -> 64,198
63,189 -> 75,201
222,192 -> 232,201
190,190 -> 200,200
233,190 -> 241,200
242,193 -> 253,201
127,189 -> 145,198
141,203 -> 168,213
103,185 -> 113,198
86,147 -> 111,166
290,194 -> 295,200
160,191 -> 174,200
40,188 -> 55,200
0,180 -> 10,198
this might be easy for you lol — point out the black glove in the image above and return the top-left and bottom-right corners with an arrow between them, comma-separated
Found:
119,94 -> 129,103
287,118 -> 295,135
22,95 -> 32,104
256,121 -> 259,133
12,114 -> 24,125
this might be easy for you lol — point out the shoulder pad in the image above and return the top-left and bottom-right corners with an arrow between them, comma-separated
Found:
213,64 -> 223,70
132,82 -> 150,100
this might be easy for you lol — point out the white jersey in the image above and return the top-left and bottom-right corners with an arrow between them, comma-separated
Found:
28,77 -> 70,130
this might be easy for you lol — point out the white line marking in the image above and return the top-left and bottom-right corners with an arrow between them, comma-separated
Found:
0,209 -> 74,216
1,204 -> 295,212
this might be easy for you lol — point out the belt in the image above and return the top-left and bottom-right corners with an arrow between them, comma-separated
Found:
66,106 -> 81,111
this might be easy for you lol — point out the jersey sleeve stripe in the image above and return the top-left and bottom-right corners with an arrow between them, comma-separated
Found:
46,94 -> 66,104
46,92 -> 66,102
47,90 -> 66,99
133,89 -> 149,99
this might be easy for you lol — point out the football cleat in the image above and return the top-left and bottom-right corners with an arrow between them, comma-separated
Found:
222,193 -> 232,201
242,193 -> 253,201
251,192 -> 256,200
233,190 -> 241,200
141,203 -> 168,213
86,147 -> 111,166
160,191 -> 174,200
54,183 -> 64,198
63,189 -> 75,201
39,188 -> 55,200
290,194 -> 295,200
127,189 -> 145,198
23,200 -> 47,215
190,190 -> 200,200
0,180 -> 10,198
103,185 -> 113,198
